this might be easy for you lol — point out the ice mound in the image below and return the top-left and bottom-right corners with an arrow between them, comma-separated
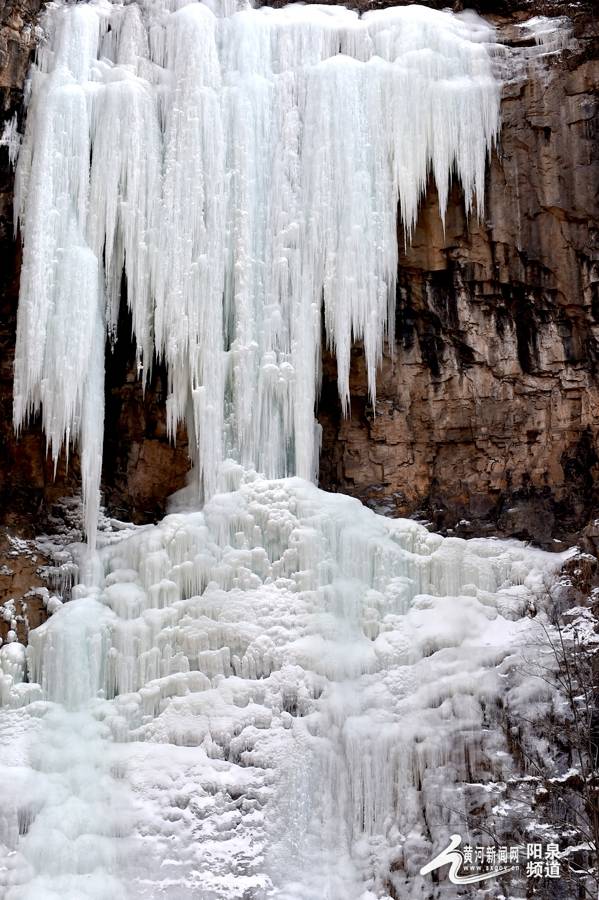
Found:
0,475 -> 568,898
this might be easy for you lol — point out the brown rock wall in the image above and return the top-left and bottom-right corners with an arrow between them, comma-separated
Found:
319,16 -> 599,545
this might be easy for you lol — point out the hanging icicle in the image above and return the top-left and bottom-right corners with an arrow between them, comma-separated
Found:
13,0 -> 500,542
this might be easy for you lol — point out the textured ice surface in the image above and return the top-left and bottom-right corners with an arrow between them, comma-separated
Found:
0,473 -> 569,898
12,0 -> 500,543
516,15 -> 572,54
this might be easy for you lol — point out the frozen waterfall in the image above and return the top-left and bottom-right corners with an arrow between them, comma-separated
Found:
0,2 -> 570,898
12,0 -> 500,546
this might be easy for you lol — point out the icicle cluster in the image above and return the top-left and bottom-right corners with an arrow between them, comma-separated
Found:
13,0 -> 500,543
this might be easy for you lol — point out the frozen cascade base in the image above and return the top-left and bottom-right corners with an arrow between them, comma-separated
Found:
0,471 -> 569,899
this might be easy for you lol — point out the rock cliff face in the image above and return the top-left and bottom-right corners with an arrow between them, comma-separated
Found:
321,6 -> 599,547
0,0 -> 598,550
